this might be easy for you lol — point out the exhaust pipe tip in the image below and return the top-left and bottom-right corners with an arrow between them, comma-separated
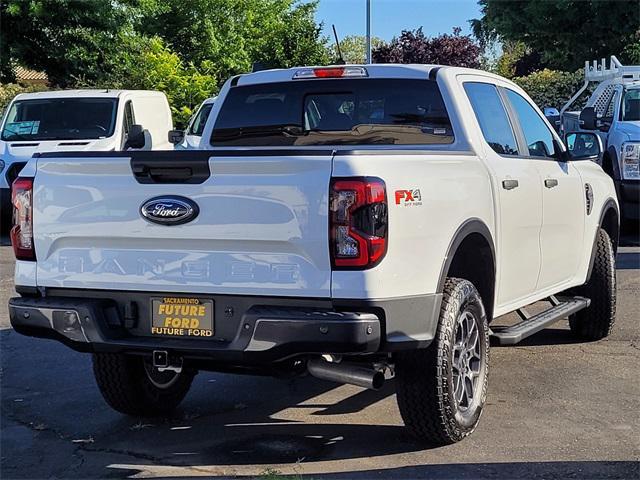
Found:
307,358 -> 385,390
370,370 -> 385,390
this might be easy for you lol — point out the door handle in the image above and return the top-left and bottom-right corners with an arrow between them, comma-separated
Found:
502,179 -> 519,190
544,178 -> 559,188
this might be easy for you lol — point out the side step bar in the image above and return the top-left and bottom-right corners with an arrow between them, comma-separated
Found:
491,296 -> 590,345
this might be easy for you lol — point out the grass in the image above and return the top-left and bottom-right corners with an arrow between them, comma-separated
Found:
258,468 -> 306,480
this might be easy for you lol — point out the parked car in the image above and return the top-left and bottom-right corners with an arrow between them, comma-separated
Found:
559,56 -> 639,223
8,64 -> 618,445
170,96 -> 217,149
0,89 -> 174,234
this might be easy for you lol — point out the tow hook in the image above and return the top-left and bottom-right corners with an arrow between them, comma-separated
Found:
152,350 -> 183,373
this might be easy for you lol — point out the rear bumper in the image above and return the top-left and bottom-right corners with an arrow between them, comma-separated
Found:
9,294 -> 383,366
615,179 -> 640,221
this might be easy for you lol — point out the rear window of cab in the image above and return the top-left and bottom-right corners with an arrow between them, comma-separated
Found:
211,79 -> 454,147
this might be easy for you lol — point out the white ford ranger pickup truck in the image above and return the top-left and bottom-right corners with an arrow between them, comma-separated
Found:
8,65 -> 619,445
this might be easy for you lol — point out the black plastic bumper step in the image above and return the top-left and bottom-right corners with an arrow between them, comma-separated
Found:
491,296 -> 590,345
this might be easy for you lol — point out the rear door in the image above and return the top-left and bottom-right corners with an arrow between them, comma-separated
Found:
33,150 -> 333,297
462,79 -> 543,309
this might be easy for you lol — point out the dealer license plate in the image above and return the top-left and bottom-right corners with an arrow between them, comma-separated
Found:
151,297 -> 213,337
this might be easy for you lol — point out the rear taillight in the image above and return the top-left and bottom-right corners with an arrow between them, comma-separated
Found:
330,177 -> 387,269
10,177 -> 35,261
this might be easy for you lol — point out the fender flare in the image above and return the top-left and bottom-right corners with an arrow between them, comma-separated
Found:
436,218 -> 496,294
604,146 -> 621,180
586,198 -> 619,281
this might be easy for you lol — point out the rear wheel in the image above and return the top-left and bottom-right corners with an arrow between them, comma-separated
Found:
92,353 -> 195,416
395,278 -> 489,445
569,228 -> 616,340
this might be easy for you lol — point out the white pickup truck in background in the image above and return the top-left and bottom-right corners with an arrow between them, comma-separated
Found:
560,56 -> 640,224
8,64 -> 619,445
171,96 -> 217,150
0,89 -> 174,234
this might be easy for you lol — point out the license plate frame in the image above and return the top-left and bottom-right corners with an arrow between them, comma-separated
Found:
150,297 -> 214,338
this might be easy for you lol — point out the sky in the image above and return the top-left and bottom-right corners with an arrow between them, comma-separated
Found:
310,0 -> 483,42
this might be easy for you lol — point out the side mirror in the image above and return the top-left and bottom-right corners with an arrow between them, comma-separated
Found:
565,131 -> 602,161
125,124 -> 146,149
579,107 -> 598,130
168,129 -> 185,145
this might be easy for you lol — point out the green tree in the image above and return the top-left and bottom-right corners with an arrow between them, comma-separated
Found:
471,0 -> 640,72
512,69 -> 586,110
0,0 -> 329,126
0,0 -> 137,85
493,41 -> 544,79
76,33 -> 219,128
1,0 -> 328,89
136,0 -> 328,83
622,32 -> 640,65
327,35 -> 384,64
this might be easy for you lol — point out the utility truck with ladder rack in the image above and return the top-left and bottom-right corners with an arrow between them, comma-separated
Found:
560,56 -> 640,223
9,64 -> 618,444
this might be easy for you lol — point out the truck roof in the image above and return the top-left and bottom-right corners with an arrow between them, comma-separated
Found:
233,63 -> 510,86
12,89 -> 167,101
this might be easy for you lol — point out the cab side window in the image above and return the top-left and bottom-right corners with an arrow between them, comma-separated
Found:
505,89 -> 556,158
464,82 -> 518,156
188,103 -> 213,137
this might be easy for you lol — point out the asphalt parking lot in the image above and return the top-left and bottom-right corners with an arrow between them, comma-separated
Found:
1,234 -> 639,479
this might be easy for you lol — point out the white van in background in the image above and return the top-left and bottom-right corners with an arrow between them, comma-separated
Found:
171,96 -> 216,149
1,89 -> 174,234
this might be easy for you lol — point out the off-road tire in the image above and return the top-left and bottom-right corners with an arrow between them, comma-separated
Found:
569,228 -> 616,340
395,278 -> 489,445
92,353 -> 195,416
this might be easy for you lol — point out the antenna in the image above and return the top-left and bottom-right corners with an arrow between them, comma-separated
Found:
332,24 -> 346,65
365,0 -> 371,64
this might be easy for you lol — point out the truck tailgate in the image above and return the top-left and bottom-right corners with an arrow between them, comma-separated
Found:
32,151 -> 333,297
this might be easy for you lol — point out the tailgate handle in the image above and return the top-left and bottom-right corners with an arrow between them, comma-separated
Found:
131,154 -> 211,184
133,165 -> 193,183
148,167 -> 192,181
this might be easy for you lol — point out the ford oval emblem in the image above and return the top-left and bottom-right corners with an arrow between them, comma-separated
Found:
140,196 -> 199,226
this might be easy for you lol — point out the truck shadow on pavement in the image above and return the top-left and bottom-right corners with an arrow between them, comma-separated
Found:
5,327 -> 636,479
1,330 -> 432,478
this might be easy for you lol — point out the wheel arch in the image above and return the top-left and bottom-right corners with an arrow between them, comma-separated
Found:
603,147 -> 620,180
586,198 -> 619,281
437,218 -> 496,321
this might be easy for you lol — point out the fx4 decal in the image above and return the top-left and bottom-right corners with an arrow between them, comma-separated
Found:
395,189 -> 422,206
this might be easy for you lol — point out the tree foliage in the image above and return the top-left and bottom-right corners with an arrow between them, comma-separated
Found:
372,28 -> 482,68
327,35 -> 385,64
0,0 -> 138,85
622,32 -> 640,65
0,0 -> 328,126
493,41 -> 546,79
134,0 -> 327,83
471,0 -> 640,72
512,69 -> 586,110
100,35 -> 219,127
